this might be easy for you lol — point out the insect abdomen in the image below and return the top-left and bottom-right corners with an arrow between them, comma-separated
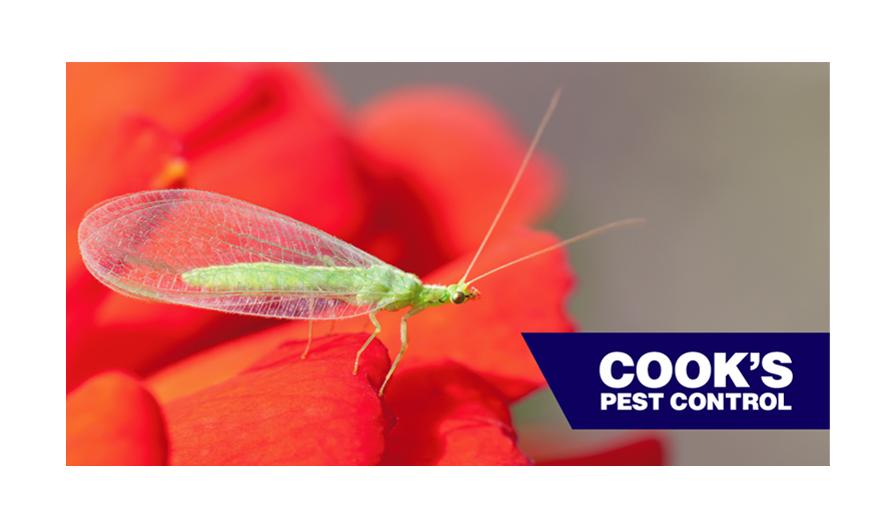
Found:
181,262 -> 422,309
181,263 -> 367,292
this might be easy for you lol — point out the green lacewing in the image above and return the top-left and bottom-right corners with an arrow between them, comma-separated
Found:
78,89 -> 643,395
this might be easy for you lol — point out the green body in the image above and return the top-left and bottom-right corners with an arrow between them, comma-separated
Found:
181,261 -> 478,396
181,262 -> 457,312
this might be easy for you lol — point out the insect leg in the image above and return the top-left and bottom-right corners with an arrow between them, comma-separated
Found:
353,311 -> 381,375
378,307 -> 424,396
301,320 -> 314,359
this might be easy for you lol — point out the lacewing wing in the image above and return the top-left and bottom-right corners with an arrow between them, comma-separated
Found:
78,189 -> 389,319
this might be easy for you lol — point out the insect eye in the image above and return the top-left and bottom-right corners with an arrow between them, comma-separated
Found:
450,291 -> 467,304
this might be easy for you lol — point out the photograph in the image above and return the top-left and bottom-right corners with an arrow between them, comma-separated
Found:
66,62 -> 829,466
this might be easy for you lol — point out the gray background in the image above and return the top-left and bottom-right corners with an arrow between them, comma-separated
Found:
320,63 -> 829,465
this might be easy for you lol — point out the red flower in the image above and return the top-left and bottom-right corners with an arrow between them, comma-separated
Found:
67,63 -> 666,465
67,63 -> 363,389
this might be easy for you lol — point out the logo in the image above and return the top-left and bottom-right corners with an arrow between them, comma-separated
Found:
523,333 -> 829,429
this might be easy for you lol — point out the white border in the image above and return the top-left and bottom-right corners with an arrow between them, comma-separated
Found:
5,0 -> 889,524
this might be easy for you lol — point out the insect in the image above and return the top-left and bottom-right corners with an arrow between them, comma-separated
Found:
78,89 -> 643,396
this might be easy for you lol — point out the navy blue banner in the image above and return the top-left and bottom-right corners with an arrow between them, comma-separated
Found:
523,333 -> 829,429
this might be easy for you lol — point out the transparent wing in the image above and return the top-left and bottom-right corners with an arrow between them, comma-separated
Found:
78,189 -> 387,320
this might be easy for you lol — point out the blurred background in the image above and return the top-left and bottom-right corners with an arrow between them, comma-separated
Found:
322,63 -> 829,465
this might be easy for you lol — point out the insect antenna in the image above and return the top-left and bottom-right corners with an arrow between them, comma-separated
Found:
459,87 -> 563,284
465,218 -> 646,286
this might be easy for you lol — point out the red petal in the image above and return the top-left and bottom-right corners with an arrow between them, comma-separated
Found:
146,319 -> 312,404
67,372 -> 168,465
67,63 -> 365,388
148,317 -> 379,403
68,294 -> 281,392
537,435 -> 666,466
67,63 -> 362,260
353,88 -> 560,275
163,334 -> 389,465
381,362 -> 529,465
